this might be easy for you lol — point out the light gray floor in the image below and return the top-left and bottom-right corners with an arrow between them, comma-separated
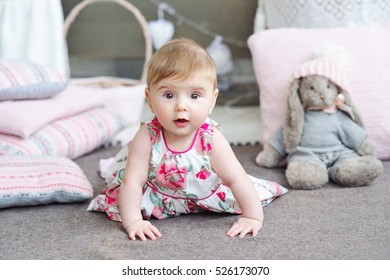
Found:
1,145 -> 389,260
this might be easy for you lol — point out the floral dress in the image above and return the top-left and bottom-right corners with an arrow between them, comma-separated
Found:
87,117 -> 287,221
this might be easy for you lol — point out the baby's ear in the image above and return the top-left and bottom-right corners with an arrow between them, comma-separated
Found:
209,88 -> 219,114
213,88 -> 219,102
145,87 -> 154,113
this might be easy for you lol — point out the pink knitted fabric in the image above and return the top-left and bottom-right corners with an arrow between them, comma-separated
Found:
293,56 -> 353,93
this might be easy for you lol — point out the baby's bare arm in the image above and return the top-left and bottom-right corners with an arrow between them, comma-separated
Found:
118,126 -> 161,241
211,129 -> 263,237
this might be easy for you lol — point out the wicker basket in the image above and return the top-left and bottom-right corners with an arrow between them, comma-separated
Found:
63,0 -> 153,146
63,0 -> 153,85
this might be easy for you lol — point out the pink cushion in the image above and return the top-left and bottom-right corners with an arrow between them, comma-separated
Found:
0,155 -> 93,208
0,60 -> 67,101
0,84 -> 105,138
69,79 -> 146,125
0,108 -> 125,159
248,25 -> 390,160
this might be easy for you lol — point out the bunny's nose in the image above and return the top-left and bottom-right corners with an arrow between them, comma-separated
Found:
319,94 -> 325,100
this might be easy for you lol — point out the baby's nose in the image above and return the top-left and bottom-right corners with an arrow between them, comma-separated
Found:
176,99 -> 187,111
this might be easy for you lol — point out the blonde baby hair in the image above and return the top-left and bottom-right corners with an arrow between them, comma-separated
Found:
146,38 -> 217,89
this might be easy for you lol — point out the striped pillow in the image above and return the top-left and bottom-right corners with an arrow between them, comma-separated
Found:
0,60 -> 67,101
0,155 -> 93,208
0,108 -> 126,159
0,84 -> 105,138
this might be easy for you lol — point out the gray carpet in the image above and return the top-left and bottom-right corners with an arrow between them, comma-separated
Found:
1,144 -> 389,260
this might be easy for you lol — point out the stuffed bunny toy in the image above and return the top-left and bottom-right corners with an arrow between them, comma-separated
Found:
256,56 -> 383,190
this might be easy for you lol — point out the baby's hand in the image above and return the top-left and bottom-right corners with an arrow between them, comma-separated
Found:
124,220 -> 161,241
226,217 -> 263,238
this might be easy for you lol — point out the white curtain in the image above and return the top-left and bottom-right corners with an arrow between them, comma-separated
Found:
0,0 -> 69,77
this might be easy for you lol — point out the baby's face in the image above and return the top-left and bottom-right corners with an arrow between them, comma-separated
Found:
145,70 -> 218,140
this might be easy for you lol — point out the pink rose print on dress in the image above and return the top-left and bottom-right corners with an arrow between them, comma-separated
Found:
152,205 -> 164,219
199,123 -> 213,152
108,213 -> 114,220
106,195 -> 116,205
155,161 -> 188,190
187,200 -> 197,212
201,123 -> 209,130
216,191 -> 226,201
105,187 -> 119,205
147,117 -> 161,144
195,167 -> 211,180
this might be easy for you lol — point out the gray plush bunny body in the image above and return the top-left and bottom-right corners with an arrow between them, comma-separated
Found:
256,75 -> 383,189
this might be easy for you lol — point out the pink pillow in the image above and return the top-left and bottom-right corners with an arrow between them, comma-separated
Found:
0,155 -> 93,208
0,108 -> 125,159
0,84 -> 105,138
248,25 -> 390,160
0,60 -> 67,101
70,79 -> 146,125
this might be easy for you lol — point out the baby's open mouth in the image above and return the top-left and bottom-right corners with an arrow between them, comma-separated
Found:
175,118 -> 188,123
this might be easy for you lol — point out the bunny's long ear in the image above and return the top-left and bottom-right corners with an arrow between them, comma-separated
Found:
283,78 -> 304,153
338,88 -> 364,127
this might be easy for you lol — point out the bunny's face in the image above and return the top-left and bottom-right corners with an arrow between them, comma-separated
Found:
298,75 -> 339,108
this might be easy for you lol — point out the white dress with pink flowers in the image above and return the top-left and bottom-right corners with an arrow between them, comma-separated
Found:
87,117 -> 287,221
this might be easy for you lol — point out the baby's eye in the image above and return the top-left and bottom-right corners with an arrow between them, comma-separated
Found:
163,92 -> 174,99
191,93 -> 200,99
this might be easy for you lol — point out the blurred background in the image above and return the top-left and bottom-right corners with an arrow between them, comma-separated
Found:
62,0 -> 258,84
